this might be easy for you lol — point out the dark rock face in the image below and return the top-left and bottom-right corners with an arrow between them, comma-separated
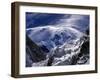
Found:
26,35 -> 47,67
77,37 -> 89,64
40,45 -> 49,53
80,40 -> 89,55
76,29 -> 89,65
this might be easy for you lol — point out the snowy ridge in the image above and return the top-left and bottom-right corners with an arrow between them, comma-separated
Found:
27,26 -> 87,50
26,26 -> 89,66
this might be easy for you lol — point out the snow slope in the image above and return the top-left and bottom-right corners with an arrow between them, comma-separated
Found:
26,26 -> 89,66
27,26 -> 86,50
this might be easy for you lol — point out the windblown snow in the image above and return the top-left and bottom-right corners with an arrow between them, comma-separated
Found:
26,26 -> 89,67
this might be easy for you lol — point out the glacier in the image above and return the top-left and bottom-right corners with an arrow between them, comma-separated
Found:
26,25 -> 89,67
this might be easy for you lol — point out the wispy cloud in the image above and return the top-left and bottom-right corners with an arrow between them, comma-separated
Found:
26,12 -> 89,32
55,14 -> 89,32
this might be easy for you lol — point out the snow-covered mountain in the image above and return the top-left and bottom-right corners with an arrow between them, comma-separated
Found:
26,26 -> 89,67
27,26 -> 87,51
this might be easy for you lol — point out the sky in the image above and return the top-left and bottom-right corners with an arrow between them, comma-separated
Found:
26,12 -> 89,33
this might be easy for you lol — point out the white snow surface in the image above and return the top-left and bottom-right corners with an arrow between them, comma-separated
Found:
26,26 -> 89,66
